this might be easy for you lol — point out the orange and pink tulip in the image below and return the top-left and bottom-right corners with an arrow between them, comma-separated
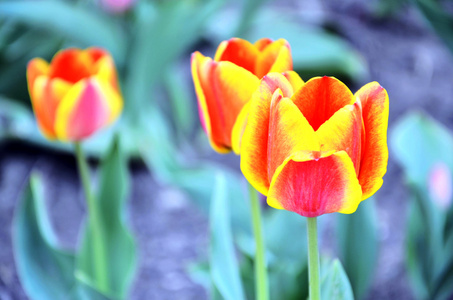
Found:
191,37 -> 293,153
238,74 -> 389,217
27,47 -> 123,141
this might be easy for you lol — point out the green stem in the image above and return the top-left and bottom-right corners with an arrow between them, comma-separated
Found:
74,142 -> 108,289
248,183 -> 269,300
307,217 -> 321,300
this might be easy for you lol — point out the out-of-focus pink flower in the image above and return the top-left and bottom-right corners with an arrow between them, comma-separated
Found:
428,163 -> 452,210
101,0 -> 135,13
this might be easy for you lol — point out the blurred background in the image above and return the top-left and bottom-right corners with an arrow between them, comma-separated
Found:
1,0 -> 453,299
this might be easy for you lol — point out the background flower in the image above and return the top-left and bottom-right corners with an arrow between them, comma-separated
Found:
27,48 -> 122,141
191,37 -> 293,153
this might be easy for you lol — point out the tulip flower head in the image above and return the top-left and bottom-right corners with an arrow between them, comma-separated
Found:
238,75 -> 389,217
191,37 -> 293,153
101,0 -> 135,13
27,47 -> 123,141
428,163 -> 453,210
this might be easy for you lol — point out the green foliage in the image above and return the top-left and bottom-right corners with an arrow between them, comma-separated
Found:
321,259 -> 355,300
14,173 -> 110,300
336,199 -> 378,299
210,174 -> 246,300
0,1 -> 126,60
14,173 -> 77,300
391,111 -> 453,300
13,137 -> 137,300
76,137 -> 137,299
124,0 -> 223,118
414,0 -> 453,56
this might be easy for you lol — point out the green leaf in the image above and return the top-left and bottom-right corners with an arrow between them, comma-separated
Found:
392,111 -> 453,299
414,0 -> 453,56
76,136 -> 137,299
0,0 -> 126,61
244,8 -> 367,81
336,199 -> 378,299
124,0 -> 223,118
13,173 -> 76,300
163,66 -> 196,141
406,200 -> 432,300
431,254 -> 453,300
391,111 -> 453,187
210,173 -> 246,300
265,210 -> 307,269
321,259 -> 355,300
391,111 -> 448,251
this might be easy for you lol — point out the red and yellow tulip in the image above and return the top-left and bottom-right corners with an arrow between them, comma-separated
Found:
27,47 -> 123,141
191,37 -> 293,153
238,75 -> 389,217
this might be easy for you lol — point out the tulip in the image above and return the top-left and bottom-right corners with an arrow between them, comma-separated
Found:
191,37 -> 293,153
428,163 -> 452,210
239,76 -> 389,217
101,0 -> 135,13
27,47 -> 123,141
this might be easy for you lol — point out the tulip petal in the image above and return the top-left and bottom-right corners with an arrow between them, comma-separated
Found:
191,52 -> 214,145
355,82 -> 389,200
283,71 -> 304,91
292,76 -> 355,131
55,78 -> 120,141
85,47 -> 109,62
192,51 -> 260,152
316,102 -> 362,173
49,48 -> 93,83
27,58 -> 49,93
30,76 -> 72,139
231,72 -> 294,155
231,101 -> 250,155
268,94 -> 319,180
268,150 -> 362,217
255,39 -> 292,78
254,38 -> 273,51
214,38 -> 259,74
93,55 -> 120,93
240,73 -> 297,194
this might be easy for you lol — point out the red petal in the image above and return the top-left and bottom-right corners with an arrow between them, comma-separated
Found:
355,82 -> 389,200
316,102 -> 363,173
240,73 -> 299,195
214,38 -> 259,75
291,76 -> 355,131
267,151 -> 362,217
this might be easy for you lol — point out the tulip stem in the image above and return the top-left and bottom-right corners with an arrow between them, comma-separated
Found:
307,217 -> 321,300
74,142 -> 108,290
248,183 -> 269,300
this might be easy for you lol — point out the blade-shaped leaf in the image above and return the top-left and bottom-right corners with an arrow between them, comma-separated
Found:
76,136 -> 137,299
124,0 -> 223,118
13,173 -> 76,300
414,0 -> 453,56
391,111 -> 453,187
336,199 -> 378,299
210,173 -> 246,300
321,259 -> 354,300
391,111 -> 449,256
0,0 -> 126,61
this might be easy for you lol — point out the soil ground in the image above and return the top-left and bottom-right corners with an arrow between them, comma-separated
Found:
2,0 -> 453,299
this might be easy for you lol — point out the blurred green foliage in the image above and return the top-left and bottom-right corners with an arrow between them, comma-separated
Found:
189,173 -> 356,300
15,137 -> 135,300
392,111 -> 453,300
1,0 -> 377,298
337,199 -> 378,300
